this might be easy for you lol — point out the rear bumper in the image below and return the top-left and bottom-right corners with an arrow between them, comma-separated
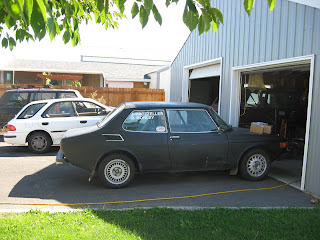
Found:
4,132 -> 27,145
56,149 -> 69,166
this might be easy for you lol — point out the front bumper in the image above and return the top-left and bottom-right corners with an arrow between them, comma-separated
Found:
56,149 -> 69,166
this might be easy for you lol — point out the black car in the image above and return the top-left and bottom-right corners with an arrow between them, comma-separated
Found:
0,88 -> 82,127
57,102 -> 283,188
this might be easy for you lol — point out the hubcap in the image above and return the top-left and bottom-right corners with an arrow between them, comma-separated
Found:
104,159 -> 130,185
246,154 -> 267,177
31,136 -> 47,151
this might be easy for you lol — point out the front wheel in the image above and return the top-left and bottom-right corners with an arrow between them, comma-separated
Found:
98,154 -> 135,188
239,149 -> 271,181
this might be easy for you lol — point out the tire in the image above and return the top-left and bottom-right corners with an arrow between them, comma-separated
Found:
28,132 -> 52,154
239,149 -> 271,181
98,154 -> 136,188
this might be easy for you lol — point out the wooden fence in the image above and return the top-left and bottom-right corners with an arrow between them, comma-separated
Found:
0,84 -> 165,107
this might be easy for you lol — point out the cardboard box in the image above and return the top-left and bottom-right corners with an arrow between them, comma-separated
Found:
250,123 -> 273,134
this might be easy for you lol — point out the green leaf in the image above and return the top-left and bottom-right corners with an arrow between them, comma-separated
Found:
35,0 -> 47,22
9,37 -> 16,50
144,0 -> 153,15
5,15 -> 16,29
63,30 -> 70,44
243,0 -> 255,15
211,20 -> 218,34
139,5 -> 148,28
96,0 -> 104,12
104,0 -> 109,14
267,0 -> 276,12
198,15 -> 205,35
24,0 -> 34,24
131,2 -> 139,19
152,5 -> 162,25
186,0 -> 197,13
116,0 -> 126,14
38,28 -> 46,40
212,8 -> 223,24
185,9 -> 198,32
2,38 -> 8,48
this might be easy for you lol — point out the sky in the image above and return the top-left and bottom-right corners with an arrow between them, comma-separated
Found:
0,1 -> 190,63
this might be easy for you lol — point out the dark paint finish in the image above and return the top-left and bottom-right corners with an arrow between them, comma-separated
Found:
59,102 -> 282,178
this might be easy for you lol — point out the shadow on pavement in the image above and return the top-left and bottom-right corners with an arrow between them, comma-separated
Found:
8,163 -> 315,209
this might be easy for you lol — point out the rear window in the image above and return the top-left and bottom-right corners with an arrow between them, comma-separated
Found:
17,103 -> 46,119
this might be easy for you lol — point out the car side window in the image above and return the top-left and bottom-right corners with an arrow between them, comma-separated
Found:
167,109 -> 218,133
18,103 -> 47,119
7,93 -> 29,107
43,102 -> 76,118
123,110 -> 167,132
74,101 -> 106,116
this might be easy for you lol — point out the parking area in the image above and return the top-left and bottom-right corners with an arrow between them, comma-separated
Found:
0,136 -> 316,212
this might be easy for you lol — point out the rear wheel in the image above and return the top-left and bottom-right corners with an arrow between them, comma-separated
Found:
239,149 -> 271,181
28,132 -> 52,154
98,154 -> 135,188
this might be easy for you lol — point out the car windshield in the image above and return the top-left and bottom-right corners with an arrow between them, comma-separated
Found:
97,104 -> 125,128
209,108 -> 231,131
17,103 -> 47,119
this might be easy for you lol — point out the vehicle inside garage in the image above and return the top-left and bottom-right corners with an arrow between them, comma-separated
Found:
238,65 -> 310,187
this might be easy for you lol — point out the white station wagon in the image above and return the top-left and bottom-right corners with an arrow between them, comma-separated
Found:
4,98 -> 113,153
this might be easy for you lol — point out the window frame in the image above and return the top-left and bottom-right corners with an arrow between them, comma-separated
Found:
166,108 -> 219,134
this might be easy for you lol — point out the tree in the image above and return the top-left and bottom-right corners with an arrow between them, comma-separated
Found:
0,0 -> 276,50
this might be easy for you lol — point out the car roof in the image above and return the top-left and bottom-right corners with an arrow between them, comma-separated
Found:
25,97 -> 100,105
122,101 -> 211,109
4,88 -> 79,93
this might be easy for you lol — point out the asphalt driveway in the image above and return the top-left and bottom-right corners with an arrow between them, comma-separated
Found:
0,136 -> 316,212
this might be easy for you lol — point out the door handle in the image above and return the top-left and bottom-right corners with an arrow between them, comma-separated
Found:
170,135 -> 180,140
42,122 -> 49,125
80,120 -> 87,124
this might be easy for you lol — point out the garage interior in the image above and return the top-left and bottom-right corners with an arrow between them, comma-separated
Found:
238,65 -> 310,188
189,76 -> 220,112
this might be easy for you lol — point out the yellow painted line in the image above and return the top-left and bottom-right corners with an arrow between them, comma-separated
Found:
0,180 -> 300,206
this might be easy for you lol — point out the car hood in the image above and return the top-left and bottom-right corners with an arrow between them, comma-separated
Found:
226,127 -> 280,143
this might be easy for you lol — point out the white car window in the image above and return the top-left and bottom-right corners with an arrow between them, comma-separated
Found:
43,102 -> 76,118
74,101 -> 105,116
17,103 -> 47,119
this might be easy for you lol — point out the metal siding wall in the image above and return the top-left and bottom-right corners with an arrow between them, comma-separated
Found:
170,0 -> 320,195
305,8 -> 320,196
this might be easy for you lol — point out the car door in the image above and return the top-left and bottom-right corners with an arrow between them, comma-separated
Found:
167,109 -> 229,171
73,100 -> 107,127
38,101 -> 79,143
121,109 -> 171,171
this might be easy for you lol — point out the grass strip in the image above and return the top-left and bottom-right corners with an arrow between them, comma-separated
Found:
0,208 -> 319,240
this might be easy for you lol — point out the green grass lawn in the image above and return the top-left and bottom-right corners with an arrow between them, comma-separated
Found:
0,208 -> 319,240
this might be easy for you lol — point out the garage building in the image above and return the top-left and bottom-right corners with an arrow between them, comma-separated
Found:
169,0 -> 320,197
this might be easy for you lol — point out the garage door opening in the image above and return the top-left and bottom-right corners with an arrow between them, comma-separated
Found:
189,76 -> 220,112
238,65 -> 310,188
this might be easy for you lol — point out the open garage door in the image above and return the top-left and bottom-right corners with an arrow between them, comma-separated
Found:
188,63 -> 221,112
238,64 -> 310,188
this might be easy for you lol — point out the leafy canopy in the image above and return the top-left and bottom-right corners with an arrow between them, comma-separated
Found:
0,0 -> 276,50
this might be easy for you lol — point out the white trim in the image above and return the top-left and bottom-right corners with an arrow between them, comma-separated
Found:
230,55 -> 315,192
289,0 -> 320,9
301,55 -> 315,190
182,58 -> 223,113
0,67 -> 104,76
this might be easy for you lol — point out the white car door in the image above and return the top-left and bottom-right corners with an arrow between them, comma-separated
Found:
73,100 -> 107,127
38,101 -> 79,144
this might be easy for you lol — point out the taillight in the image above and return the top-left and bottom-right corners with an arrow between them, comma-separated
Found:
7,125 -> 16,131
